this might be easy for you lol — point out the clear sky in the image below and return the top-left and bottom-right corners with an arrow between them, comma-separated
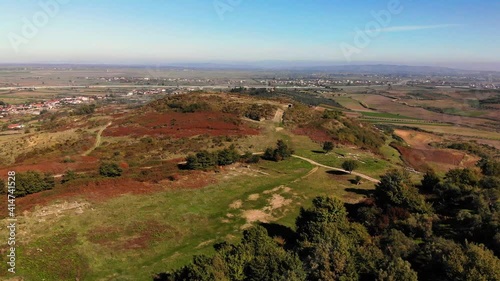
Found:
0,0 -> 499,70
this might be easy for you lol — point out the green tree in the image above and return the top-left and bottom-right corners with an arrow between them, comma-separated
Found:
276,140 -> 293,160
217,146 -> 240,166
99,163 -> 123,177
477,158 -> 500,176
354,175 -> 362,185
15,171 -> 55,197
377,258 -> 418,281
323,141 -> 334,153
342,160 -> 359,174
374,170 -> 431,214
421,169 -> 441,193
263,140 -> 294,162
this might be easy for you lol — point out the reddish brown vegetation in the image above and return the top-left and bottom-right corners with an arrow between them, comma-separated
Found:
0,156 -> 99,175
393,144 -> 472,171
11,178 -> 160,215
292,127 -> 332,142
88,220 -> 179,250
103,111 -> 259,138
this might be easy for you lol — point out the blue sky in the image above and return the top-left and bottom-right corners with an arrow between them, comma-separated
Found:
0,0 -> 499,70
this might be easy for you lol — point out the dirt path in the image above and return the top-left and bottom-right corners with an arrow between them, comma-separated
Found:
291,155 -> 380,183
273,108 -> 285,123
252,151 -> 380,183
82,122 -> 112,156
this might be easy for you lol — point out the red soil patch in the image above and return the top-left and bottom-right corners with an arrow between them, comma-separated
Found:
293,127 -> 332,142
6,178 -> 160,216
0,156 -> 99,175
103,111 -> 259,138
1,168 -> 218,217
393,144 -> 474,171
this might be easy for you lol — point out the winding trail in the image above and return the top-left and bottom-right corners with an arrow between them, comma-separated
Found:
252,152 -> 380,183
82,122 -> 112,156
291,155 -> 381,183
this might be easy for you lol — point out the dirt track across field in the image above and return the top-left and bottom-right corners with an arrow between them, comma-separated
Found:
291,155 -> 380,183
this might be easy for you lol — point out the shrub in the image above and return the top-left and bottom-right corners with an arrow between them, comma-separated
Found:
99,162 -> 123,177
342,160 -> 359,173
14,171 -> 55,197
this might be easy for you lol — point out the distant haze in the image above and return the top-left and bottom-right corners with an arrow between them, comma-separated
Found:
0,1 -> 498,71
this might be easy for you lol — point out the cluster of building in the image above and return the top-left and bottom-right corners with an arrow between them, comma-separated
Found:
126,88 -> 167,96
0,96 -> 100,117
258,78 -> 391,87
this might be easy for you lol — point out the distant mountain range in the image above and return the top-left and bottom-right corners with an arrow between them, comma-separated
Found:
2,62 -> 499,75
149,62 -> 500,75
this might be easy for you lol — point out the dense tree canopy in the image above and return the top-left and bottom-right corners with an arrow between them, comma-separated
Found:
158,164 -> 500,280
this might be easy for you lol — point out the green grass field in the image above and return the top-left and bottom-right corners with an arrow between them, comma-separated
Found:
0,155 -> 379,280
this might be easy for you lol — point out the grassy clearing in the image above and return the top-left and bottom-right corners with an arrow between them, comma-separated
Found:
282,128 -> 398,179
1,158 -> 316,280
0,152 -> 381,280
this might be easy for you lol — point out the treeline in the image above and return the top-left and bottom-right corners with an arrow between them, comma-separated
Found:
73,104 -> 96,115
156,159 -> 500,280
185,140 -> 292,170
0,171 -> 55,197
444,142 -> 499,159
230,87 -> 343,108
148,95 -> 218,113
185,145 -> 258,170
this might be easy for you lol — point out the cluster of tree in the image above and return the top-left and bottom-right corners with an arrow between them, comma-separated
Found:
230,87 -> 342,108
263,140 -> 294,162
73,104 -> 96,115
0,171 -> 55,197
470,94 -> 500,109
230,87 -> 269,97
244,104 -> 276,121
185,146 -> 241,170
443,142 -> 498,159
176,102 -> 211,113
148,94 -> 219,113
157,159 -> 500,280
99,162 -> 123,177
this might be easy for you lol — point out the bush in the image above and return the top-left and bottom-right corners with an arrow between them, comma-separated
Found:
342,160 -> 359,173
263,140 -> 294,162
323,141 -> 334,153
61,170 -> 78,184
74,104 -> 96,115
13,171 -> 55,197
99,163 -> 123,177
